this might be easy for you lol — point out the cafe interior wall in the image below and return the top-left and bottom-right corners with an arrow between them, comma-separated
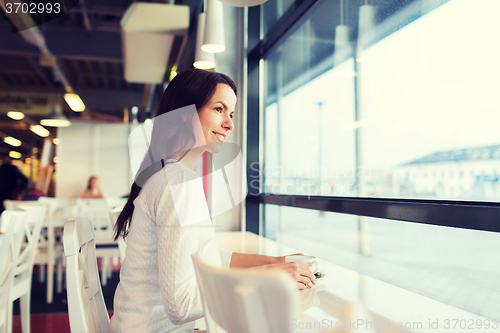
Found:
55,122 -> 132,198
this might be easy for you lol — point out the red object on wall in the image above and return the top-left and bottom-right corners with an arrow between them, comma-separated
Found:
202,151 -> 208,200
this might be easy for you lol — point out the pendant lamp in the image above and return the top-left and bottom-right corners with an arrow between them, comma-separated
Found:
217,0 -> 268,6
333,0 -> 352,66
333,25 -> 352,66
40,105 -> 71,127
357,2 -> 377,56
358,4 -> 377,37
202,0 -> 225,53
194,13 -> 216,69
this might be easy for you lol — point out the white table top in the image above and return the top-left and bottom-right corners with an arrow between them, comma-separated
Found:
215,232 -> 497,333
51,212 -> 71,228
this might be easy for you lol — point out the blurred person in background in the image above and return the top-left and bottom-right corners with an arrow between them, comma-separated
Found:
0,156 -> 28,213
81,176 -> 105,198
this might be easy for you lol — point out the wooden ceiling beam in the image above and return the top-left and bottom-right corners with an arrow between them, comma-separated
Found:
0,73 -> 10,88
0,122 -> 29,130
26,57 -> 55,89
85,110 -> 122,122
57,58 -> 77,89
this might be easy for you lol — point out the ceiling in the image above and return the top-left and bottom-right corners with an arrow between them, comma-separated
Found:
0,0 -> 202,157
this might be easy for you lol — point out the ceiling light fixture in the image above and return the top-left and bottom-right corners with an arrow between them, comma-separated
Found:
202,0 -> 226,53
194,13 -> 216,69
7,111 -> 25,120
9,151 -> 22,159
30,125 -> 50,137
358,1 -> 376,37
4,136 -> 22,147
357,0 -> 377,55
64,93 -> 86,112
333,0 -> 352,66
40,105 -> 71,127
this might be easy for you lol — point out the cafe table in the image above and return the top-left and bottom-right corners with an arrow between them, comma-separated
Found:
196,231 -> 496,333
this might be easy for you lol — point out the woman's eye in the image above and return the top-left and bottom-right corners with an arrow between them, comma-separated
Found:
215,107 -> 223,113
230,114 -> 234,119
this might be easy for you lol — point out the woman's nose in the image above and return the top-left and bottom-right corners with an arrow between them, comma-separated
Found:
223,114 -> 234,131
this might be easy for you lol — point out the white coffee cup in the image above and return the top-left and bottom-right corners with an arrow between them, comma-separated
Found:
285,255 -> 319,273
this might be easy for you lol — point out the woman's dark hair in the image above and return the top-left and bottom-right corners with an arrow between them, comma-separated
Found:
114,69 -> 237,240
87,176 -> 97,190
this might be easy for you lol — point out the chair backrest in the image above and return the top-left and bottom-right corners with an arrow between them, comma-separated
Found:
37,197 -> 59,216
14,205 -> 47,279
35,197 -> 59,248
77,199 -> 113,240
192,240 -> 299,333
63,218 -> 111,333
2,201 -> 49,255
0,211 -> 28,332
49,197 -> 78,218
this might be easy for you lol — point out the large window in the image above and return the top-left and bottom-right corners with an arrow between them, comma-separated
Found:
247,0 -> 500,321
264,205 -> 500,320
261,0 -> 500,202
262,0 -> 295,35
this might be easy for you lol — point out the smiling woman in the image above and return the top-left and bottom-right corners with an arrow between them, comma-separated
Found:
110,68 -> 316,333
196,83 -> 235,154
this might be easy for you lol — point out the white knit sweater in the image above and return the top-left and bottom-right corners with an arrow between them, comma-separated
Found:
111,161 -> 233,333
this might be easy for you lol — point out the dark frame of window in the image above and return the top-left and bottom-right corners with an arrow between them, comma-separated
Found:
245,0 -> 500,235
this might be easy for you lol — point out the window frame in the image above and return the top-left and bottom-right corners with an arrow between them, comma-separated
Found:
245,0 -> 500,235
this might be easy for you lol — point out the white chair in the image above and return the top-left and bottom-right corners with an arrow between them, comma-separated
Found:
192,240 -> 300,333
36,197 -> 66,299
3,199 -> 64,304
76,199 -> 111,235
0,211 -> 28,333
7,205 -> 47,333
63,218 -> 111,333
76,199 -> 120,286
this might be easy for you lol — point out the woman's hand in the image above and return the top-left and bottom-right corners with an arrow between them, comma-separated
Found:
248,262 -> 316,290
274,253 -> 305,263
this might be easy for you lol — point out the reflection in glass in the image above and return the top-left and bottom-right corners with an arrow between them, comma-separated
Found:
262,0 -> 500,202
266,205 -> 500,320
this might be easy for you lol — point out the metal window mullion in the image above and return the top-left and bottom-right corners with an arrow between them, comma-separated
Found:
248,194 -> 500,233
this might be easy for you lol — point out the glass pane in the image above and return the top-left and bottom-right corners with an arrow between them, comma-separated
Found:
266,204 -> 500,320
262,0 -> 295,36
262,0 -> 500,201
263,0 -> 356,197
263,60 -> 357,196
357,0 -> 500,201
